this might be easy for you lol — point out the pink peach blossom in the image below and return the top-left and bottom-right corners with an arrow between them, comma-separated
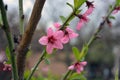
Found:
76,14 -> 89,30
68,61 -> 87,74
39,28 -> 64,54
53,22 -> 79,43
76,1 -> 94,30
61,27 -> 78,44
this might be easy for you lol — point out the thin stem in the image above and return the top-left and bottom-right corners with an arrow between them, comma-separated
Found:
19,0 -> 24,34
60,12 -> 74,30
62,4 -> 116,80
0,1 -> 18,80
27,50 -> 46,80
61,70 -> 72,80
87,4 -> 116,47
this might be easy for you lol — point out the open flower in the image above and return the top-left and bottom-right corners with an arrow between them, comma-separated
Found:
76,1 -> 94,30
61,28 -> 78,44
85,1 -> 94,16
54,22 -> 78,44
39,28 -> 64,54
68,61 -> 87,74
0,63 -> 12,71
76,14 -> 89,30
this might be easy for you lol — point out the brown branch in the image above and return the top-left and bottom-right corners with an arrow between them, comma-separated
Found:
17,0 -> 46,80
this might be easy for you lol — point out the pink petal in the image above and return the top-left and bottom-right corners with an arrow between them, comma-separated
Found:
69,33 -> 79,39
76,68 -> 82,74
68,65 -> 75,70
80,61 -> 87,66
79,66 -> 84,71
65,28 -> 79,39
84,6 -> 94,16
54,22 -> 61,29
112,10 -> 119,14
39,36 -> 48,45
47,28 -> 54,37
61,35 -> 69,44
46,43 -> 54,54
54,30 -> 64,39
53,40 -> 63,49
76,20 -> 84,30
66,27 -> 74,33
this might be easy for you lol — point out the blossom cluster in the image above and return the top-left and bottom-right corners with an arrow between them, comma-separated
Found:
38,1 -> 94,74
39,23 -> 78,54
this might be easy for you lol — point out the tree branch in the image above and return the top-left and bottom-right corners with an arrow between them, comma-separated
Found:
17,0 -> 46,80
0,0 -> 18,80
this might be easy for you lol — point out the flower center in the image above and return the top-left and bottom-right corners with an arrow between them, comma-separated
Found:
64,30 -> 68,35
48,36 -> 56,44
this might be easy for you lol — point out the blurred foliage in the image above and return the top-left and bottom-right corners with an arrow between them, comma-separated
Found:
24,70 -> 60,80
86,40 -> 114,66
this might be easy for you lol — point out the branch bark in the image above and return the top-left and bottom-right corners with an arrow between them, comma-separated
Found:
17,0 -> 46,80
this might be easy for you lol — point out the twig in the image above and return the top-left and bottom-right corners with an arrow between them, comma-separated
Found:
0,1 -> 18,80
16,0 -> 46,80
61,4 -> 116,80
19,0 -> 24,34
27,50 -> 46,80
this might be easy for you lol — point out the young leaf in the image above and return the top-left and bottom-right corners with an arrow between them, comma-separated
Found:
44,58 -> 50,65
5,47 -> 11,64
74,0 -> 87,9
79,44 -> 88,61
69,73 -> 87,80
72,47 -> 80,61
74,0 -> 79,9
0,13 -> 3,26
115,68 -> 119,80
66,2 -> 74,10
116,0 -> 120,6
109,16 -> 116,20
60,16 -> 67,23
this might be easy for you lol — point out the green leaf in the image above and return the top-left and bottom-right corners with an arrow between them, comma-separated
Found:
5,47 -> 11,64
116,0 -> 120,6
69,73 -> 87,80
79,44 -> 88,61
72,47 -> 80,61
26,50 -> 32,58
74,0 -> 79,9
44,58 -> 50,65
109,16 -> 116,20
74,0 -> 86,9
66,2 -> 74,10
60,16 -> 67,23
115,69 -> 119,80
0,12 -> 3,26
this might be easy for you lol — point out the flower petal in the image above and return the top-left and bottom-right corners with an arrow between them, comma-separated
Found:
39,36 -> 48,45
65,28 -> 78,39
76,20 -> 84,30
46,43 -> 54,54
80,61 -> 87,66
53,40 -> 63,49
68,65 -> 75,70
76,67 -> 83,74
47,28 -> 54,37
69,32 -> 79,39
61,36 -> 69,44
54,30 -> 64,39
54,22 -> 61,29
66,27 -> 74,33
84,6 -> 94,16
